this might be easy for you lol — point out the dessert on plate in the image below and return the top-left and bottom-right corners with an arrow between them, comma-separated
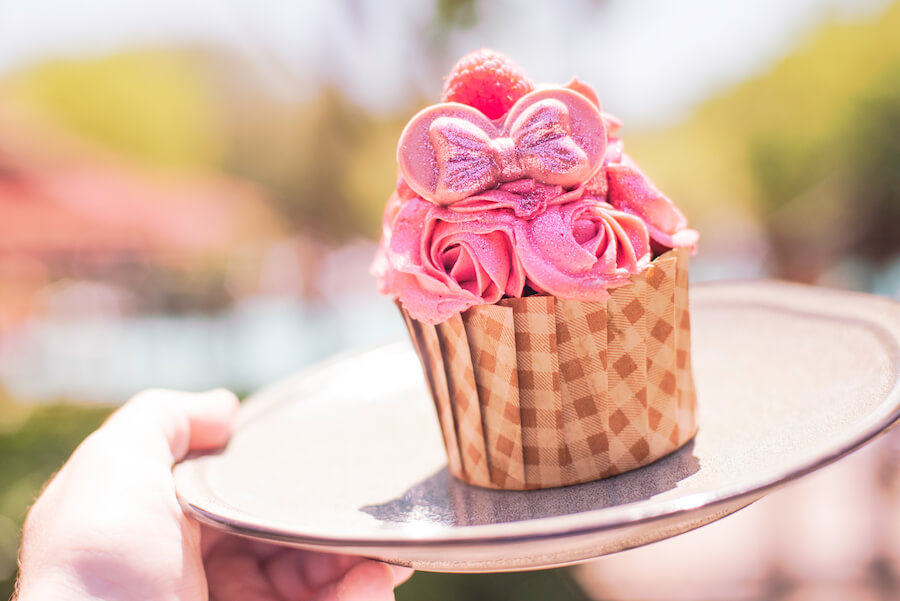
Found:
373,49 -> 699,490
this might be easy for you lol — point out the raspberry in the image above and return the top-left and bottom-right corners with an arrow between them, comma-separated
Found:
441,49 -> 534,120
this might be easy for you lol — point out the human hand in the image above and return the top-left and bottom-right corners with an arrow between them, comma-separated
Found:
16,389 -> 412,601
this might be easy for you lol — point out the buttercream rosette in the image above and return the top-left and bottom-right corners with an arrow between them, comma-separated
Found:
373,51 -> 699,490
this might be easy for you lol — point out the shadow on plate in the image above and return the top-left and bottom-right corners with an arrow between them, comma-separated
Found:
361,441 -> 699,528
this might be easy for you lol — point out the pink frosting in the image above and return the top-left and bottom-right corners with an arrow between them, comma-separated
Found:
448,179 -> 584,219
377,196 -> 525,324
375,185 -> 653,323
376,77 -> 699,323
564,78 -> 696,251
513,198 -> 650,300
606,154 -> 698,250
372,189 -> 408,295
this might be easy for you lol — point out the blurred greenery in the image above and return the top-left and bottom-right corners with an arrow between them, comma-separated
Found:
435,0 -> 478,29
846,71 -> 900,264
2,51 -> 225,171
397,568 -> 590,600
218,86 -> 407,240
627,1 -> 900,281
1,51 -> 407,241
4,2 -> 898,262
0,391 -> 113,599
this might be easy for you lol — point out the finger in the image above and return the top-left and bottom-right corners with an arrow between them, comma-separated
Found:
102,388 -> 239,465
201,525 -> 229,557
263,550 -> 313,599
263,550 -> 364,599
390,565 -> 414,587
180,389 -> 240,451
310,560 -> 397,601
205,538 -> 285,601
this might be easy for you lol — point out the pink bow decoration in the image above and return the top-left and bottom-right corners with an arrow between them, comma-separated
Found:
397,88 -> 607,206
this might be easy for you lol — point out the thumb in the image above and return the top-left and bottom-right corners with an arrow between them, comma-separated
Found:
101,388 -> 239,466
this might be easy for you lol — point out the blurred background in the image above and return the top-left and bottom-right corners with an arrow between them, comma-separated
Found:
1,0 -> 899,598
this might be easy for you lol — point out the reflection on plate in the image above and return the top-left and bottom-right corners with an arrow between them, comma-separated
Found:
174,282 -> 900,572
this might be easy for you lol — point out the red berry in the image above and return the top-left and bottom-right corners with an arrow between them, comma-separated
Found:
441,49 -> 534,120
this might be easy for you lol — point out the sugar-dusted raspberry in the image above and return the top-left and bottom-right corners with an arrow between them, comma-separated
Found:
441,49 -> 534,120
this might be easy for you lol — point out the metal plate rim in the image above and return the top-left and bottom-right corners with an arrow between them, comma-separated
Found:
174,281 -> 900,552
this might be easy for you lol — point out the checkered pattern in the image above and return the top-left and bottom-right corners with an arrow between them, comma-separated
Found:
643,253 -> 680,457
401,250 -> 698,490
402,315 -> 464,477
434,315 -> 492,487
461,305 -> 526,488
606,276 -> 650,474
496,296 -> 569,488
553,298 -> 611,482
674,248 -> 698,442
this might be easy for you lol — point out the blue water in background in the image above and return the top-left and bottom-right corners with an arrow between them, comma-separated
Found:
3,253 -> 898,405
0,293 -> 404,404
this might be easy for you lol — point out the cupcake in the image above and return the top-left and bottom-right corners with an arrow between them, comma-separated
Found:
373,49 -> 699,490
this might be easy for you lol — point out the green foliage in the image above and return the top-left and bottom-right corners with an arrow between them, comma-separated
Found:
435,0 -> 479,29
219,86 -> 406,240
745,58 -> 900,277
1,50 -> 225,170
0,48 -> 408,240
842,67 -> 900,263
627,1 -> 900,279
0,401 -> 113,598
397,567 -> 590,601
3,3 -> 898,254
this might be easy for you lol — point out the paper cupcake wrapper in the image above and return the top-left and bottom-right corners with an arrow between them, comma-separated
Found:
401,248 -> 697,490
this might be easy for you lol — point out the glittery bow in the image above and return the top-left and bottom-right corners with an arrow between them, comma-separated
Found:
398,88 -> 607,206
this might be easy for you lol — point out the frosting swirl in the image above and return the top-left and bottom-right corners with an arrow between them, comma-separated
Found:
375,186 -> 653,323
377,196 -> 525,324
606,154 -> 698,250
514,198 -> 650,300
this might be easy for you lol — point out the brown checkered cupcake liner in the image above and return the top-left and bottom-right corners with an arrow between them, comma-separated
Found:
401,248 -> 697,490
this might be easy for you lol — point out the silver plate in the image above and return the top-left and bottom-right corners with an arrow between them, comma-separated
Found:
174,282 -> 900,572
